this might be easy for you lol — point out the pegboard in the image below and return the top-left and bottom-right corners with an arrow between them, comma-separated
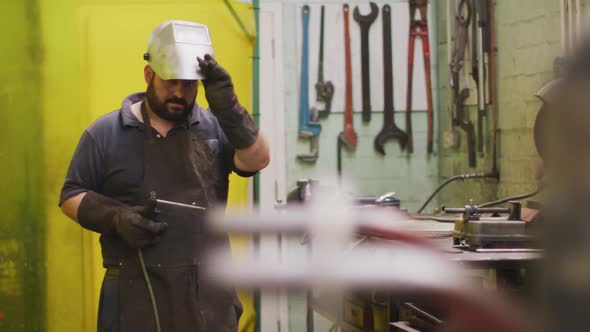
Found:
295,1 -> 433,113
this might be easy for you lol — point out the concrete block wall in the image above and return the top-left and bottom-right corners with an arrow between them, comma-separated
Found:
435,0 -> 561,209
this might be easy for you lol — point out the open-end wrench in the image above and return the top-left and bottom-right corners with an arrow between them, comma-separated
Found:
314,5 -> 335,118
339,4 -> 357,150
298,5 -> 321,138
405,0 -> 434,154
374,4 -> 409,155
297,5 -> 320,162
353,2 -> 379,123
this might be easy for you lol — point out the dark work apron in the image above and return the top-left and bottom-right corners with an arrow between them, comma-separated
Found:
98,101 -> 240,332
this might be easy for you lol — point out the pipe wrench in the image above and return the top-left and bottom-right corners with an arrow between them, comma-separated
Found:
297,5 -> 321,162
314,5 -> 335,118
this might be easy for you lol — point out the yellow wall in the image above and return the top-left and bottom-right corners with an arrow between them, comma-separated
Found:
0,0 -> 45,330
41,1 -> 255,330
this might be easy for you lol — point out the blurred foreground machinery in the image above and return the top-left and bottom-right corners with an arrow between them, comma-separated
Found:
205,180 -> 539,332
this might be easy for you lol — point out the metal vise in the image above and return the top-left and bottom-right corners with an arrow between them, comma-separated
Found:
444,201 -> 534,249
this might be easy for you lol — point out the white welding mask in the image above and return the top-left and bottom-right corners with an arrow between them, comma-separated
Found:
144,20 -> 214,80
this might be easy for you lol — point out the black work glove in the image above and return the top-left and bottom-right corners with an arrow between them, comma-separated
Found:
197,54 -> 259,149
77,191 -> 168,248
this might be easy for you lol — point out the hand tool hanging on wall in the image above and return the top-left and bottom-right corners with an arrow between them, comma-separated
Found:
314,5 -> 335,118
297,5 -> 321,162
405,0 -> 434,153
450,0 -> 476,168
488,0 -> 498,176
450,0 -> 470,125
338,4 -> 358,182
443,0 -> 460,149
469,0 -> 481,153
298,135 -> 319,162
471,0 -> 490,154
353,2 -> 379,123
374,4 -> 409,155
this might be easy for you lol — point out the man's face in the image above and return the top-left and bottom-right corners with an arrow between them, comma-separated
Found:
145,72 -> 198,122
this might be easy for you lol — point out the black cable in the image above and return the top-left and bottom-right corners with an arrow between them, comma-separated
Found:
478,187 -> 541,208
138,249 -> 162,332
416,172 -> 497,214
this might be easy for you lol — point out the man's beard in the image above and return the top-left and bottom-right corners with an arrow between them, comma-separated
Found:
145,81 -> 194,123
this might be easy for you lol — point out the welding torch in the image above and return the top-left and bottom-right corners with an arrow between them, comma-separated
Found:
148,191 -> 206,211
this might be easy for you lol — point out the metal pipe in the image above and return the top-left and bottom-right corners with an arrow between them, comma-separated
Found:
223,0 -> 255,41
156,199 -> 206,210
252,1 -> 262,331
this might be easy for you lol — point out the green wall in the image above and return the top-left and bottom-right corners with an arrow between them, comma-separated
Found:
435,0 -> 561,208
274,1 -> 440,331
0,0 -> 45,331
277,0 -> 440,213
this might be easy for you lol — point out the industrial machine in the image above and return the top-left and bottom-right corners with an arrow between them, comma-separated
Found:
443,201 -> 537,250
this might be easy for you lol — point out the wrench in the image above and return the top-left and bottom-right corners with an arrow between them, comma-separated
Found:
339,4 -> 357,149
298,5 -> 321,138
353,2 -> 379,123
475,0 -> 489,155
405,0 -> 434,153
374,4 -> 409,155
297,140 -> 319,163
314,5 -> 335,118
297,5 -> 320,162
447,0 -> 470,147
450,0 -> 476,167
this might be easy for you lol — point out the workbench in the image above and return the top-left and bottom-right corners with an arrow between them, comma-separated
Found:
309,218 -> 541,332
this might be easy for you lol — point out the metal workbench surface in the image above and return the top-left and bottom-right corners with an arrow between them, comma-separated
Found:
366,218 -> 542,268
